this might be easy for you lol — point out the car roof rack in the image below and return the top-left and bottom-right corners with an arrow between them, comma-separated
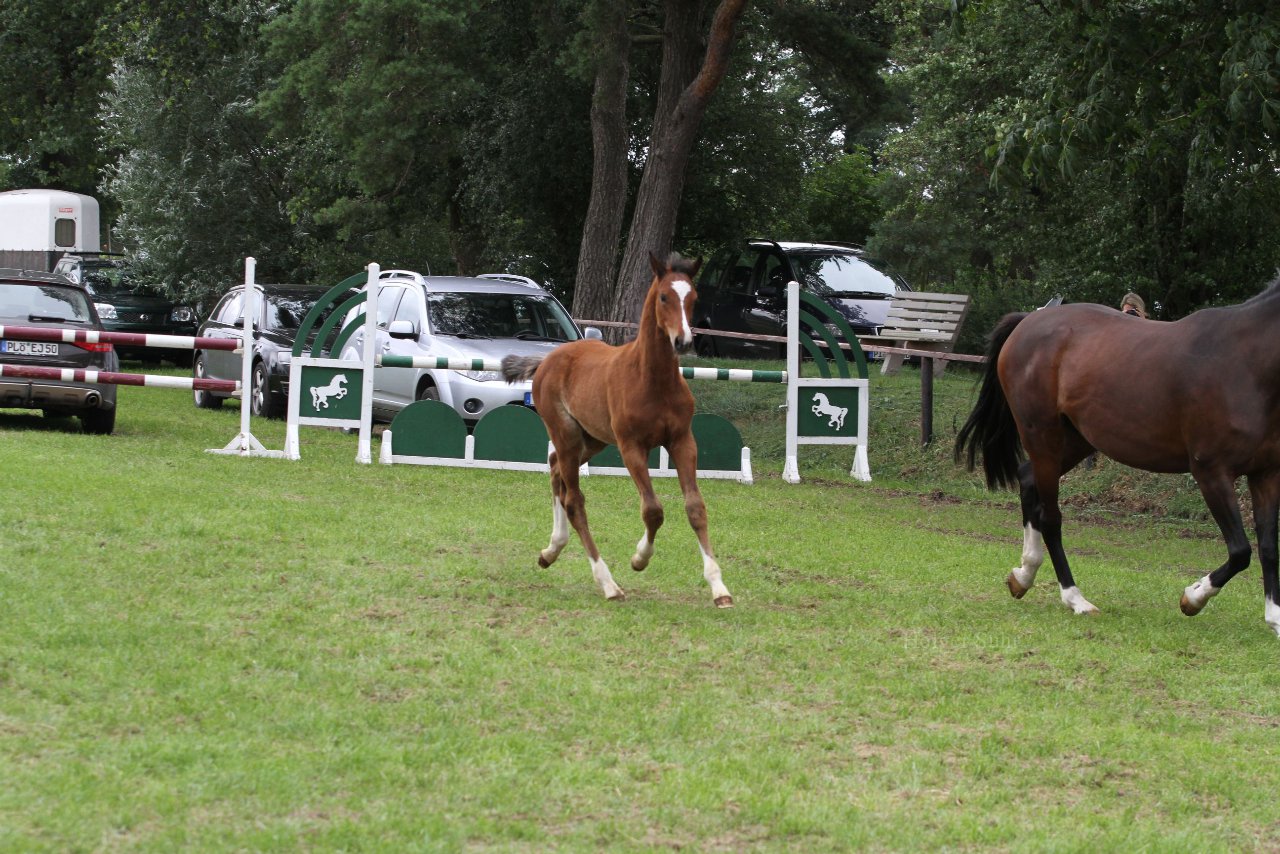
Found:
477,273 -> 541,288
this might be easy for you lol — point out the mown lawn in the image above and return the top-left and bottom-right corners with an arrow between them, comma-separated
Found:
2,367 -> 1276,852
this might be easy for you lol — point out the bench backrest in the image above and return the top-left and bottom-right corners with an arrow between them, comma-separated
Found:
880,291 -> 970,348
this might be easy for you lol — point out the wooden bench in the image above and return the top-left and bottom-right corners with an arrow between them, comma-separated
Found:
859,291 -> 971,375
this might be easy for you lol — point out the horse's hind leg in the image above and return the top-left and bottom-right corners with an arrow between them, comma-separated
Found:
1007,460 -> 1046,598
1023,437 -> 1099,614
558,439 -> 624,601
538,452 -> 572,568
1181,467 -> 1255,619
670,433 -> 733,608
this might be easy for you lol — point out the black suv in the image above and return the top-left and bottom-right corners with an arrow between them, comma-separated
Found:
0,268 -> 119,434
692,240 -> 908,358
53,254 -> 198,367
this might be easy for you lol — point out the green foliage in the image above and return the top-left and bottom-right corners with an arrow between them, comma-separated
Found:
871,0 -> 1280,322
0,0 -> 113,194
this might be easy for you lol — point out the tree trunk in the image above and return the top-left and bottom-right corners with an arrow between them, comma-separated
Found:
608,0 -> 748,325
571,0 -> 633,323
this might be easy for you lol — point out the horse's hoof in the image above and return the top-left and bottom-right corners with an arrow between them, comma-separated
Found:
537,555 -> 552,568
714,595 -> 734,609
1180,594 -> 1203,617
630,557 -> 647,572
1006,572 -> 1029,599
606,589 -> 626,602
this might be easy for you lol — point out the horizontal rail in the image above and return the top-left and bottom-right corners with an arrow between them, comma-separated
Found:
0,363 -> 239,392
0,324 -> 241,352
377,353 -> 787,383
575,319 -> 985,364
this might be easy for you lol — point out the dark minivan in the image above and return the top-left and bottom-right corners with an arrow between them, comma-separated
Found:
692,240 -> 908,358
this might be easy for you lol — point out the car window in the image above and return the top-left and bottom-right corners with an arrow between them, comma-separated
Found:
265,293 -> 321,332
427,292 -> 579,341
393,289 -> 424,331
215,291 -> 245,325
0,282 -> 94,323
725,252 -> 755,295
375,286 -> 404,329
754,253 -> 790,298
698,249 -> 733,293
790,252 -> 898,298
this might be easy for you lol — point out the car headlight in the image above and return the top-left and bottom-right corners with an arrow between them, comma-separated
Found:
95,302 -> 117,321
460,370 -> 501,382
170,306 -> 195,322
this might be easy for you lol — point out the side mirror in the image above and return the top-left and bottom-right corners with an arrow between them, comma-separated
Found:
582,326 -> 604,340
388,319 -> 416,339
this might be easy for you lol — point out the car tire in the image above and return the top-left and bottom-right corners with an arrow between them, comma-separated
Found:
80,407 -> 116,435
169,351 -> 194,369
416,381 -> 440,402
193,353 -> 223,409
695,332 -> 718,358
251,361 -> 283,419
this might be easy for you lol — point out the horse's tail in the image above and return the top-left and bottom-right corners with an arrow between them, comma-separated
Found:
954,312 -> 1028,490
501,355 -> 542,384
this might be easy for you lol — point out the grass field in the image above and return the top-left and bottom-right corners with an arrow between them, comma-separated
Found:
2,364 -> 1277,851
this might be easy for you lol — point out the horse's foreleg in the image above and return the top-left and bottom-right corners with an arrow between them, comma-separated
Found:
1248,475 -> 1280,636
670,434 -> 733,608
1181,468 -> 1252,618
619,443 -> 663,573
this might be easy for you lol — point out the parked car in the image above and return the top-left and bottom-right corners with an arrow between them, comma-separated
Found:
193,283 -> 358,418
691,239 -> 909,358
0,267 -> 118,434
339,270 -> 597,423
53,254 -> 199,367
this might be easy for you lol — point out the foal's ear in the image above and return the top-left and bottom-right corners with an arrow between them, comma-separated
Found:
648,251 -> 666,279
689,256 -> 703,279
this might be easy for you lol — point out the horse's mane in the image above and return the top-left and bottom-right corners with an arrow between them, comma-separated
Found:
1247,275 -> 1280,304
666,253 -> 699,277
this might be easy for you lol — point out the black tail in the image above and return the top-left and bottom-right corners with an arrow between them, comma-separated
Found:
954,312 -> 1027,490
501,354 -> 542,384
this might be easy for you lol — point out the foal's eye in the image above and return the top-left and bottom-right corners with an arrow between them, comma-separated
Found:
659,295 -> 668,303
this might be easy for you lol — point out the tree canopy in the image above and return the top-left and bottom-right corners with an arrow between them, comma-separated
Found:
2,0 -> 1277,332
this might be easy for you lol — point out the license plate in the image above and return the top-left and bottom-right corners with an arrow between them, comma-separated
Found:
524,391 -> 534,407
1,340 -> 58,356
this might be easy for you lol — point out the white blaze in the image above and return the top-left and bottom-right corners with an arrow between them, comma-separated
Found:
670,280 -> 693,346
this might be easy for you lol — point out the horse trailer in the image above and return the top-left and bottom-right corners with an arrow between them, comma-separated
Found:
0,188 -> 101,272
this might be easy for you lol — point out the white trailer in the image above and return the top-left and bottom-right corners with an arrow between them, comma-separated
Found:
0,188 -> 101,271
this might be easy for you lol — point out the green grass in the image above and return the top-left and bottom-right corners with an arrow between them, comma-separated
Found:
2,364 -> 1275,851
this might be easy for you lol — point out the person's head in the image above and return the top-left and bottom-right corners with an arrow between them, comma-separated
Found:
1119,292 -> 1146,318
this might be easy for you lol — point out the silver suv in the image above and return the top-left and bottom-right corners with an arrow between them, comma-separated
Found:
0,268 -> 119,433
340,270 -> 597,423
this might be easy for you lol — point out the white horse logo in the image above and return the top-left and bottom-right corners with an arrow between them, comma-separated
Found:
811,392 -> 847,431
311,374 -> 349,410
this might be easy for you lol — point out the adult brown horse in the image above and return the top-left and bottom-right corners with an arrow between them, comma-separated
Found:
956,280 -> 1280,636
501,252 -> 733,608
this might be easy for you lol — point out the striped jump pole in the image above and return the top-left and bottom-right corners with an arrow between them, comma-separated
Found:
0,363 -> 238,392
0,325 -> 241,352
378,354 -> 789,385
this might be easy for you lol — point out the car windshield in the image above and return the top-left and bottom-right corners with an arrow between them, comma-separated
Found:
82,265 -> 166,299
426,292 -> 579,341
790,252 -> 898,298
266,293 -> 325,332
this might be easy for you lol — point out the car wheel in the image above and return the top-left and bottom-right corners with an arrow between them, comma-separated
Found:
416,382 -> 440,402
193,353 -> 223,409
80,407 -> 116,435
250,361 -> 283,419
695,332 -> 718,358
169,351 -> 194,369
